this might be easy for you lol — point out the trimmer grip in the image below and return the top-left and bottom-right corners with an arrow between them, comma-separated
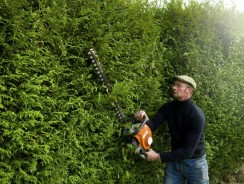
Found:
132,114 -> 149,136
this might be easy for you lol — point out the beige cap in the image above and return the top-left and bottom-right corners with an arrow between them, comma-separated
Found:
174,75 -> 196,90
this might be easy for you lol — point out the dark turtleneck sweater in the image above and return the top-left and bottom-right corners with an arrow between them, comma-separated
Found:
146,98 -> 206,163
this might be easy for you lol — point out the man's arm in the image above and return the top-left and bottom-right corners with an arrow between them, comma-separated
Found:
145,103 -> 169,131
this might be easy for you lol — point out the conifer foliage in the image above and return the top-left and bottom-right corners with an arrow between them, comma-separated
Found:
0,0 -> 243,183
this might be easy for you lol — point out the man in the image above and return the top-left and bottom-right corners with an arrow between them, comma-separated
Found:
134,75 -> 209,184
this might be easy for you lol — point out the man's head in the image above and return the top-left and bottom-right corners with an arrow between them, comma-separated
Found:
172,75 -> 196,101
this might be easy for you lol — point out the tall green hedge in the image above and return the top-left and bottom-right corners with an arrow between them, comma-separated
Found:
0,0 -> 243,183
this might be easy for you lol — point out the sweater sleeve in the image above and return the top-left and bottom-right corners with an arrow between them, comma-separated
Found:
146,103 -> 168,131
159,108 -> 205,162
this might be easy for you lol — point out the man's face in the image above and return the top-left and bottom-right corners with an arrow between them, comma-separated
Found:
172,80 -> 192,101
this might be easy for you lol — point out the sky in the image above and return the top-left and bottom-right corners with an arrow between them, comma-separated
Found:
221,0 -> 244,12
150,0 -> 244,12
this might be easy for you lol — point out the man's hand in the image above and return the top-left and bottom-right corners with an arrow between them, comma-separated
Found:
134,110 -> 147,121
144,149 -> 161,162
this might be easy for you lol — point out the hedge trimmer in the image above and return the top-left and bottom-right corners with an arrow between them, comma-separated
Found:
88,48 -> 153,158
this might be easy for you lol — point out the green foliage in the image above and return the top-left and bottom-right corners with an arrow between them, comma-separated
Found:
0,0 -> 243,183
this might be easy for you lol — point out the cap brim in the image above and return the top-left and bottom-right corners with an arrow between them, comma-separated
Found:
173,76 -> 195,89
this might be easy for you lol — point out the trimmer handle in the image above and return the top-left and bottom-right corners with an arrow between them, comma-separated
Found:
136,147 -> 150,159
132,114 -> 149,136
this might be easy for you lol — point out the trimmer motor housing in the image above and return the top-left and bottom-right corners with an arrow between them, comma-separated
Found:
130,115 -> 153,157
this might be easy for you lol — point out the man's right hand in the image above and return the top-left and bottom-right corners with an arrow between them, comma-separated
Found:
134,110 -> 147,121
